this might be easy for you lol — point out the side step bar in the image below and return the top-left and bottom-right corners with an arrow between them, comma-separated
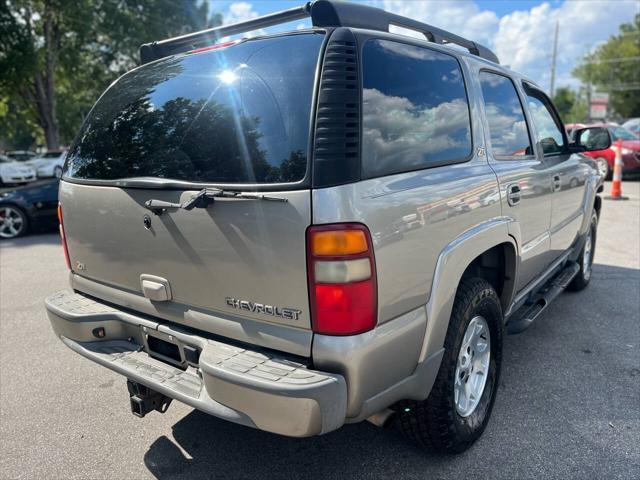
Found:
506,261 -> 580,335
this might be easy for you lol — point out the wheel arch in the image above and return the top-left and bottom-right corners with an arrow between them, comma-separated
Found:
418,218 -> 517,362
460,241 -> 517,314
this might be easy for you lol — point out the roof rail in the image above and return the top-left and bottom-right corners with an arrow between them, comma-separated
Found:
139,0 -> 499,65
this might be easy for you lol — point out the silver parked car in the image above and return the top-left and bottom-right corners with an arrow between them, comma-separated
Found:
26,150 -> 67,178
46,0 -> 609,453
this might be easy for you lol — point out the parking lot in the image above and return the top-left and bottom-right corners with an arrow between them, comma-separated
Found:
0,182 -> 638,480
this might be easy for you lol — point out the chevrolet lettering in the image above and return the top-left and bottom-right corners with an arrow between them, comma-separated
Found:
225,297 -> 302,321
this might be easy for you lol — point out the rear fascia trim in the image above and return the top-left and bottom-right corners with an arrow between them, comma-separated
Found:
70,273 -> 313,358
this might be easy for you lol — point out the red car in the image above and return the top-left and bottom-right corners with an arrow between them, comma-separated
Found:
566,123 -> 640,179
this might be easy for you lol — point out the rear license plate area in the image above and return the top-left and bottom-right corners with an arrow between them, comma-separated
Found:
143,331 -> 184,368
142,329 -> 201,369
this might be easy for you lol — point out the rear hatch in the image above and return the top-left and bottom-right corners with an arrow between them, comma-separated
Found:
60,33 -> 325,349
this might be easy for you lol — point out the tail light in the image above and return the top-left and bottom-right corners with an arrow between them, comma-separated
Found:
57,203 -> 71,270
307,224 -> 377,335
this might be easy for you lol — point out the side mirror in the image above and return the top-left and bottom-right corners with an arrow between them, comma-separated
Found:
572,127 -> 612,152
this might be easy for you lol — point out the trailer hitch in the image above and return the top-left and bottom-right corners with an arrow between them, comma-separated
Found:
127,380 -> 172,418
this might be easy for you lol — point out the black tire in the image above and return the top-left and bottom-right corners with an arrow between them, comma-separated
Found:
396,278 -> 503,453
567,211 -> 597,292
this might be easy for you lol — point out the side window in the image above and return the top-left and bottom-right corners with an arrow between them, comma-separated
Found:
524,85 -> 566,156
479,71 -> 532,158
361,39 -> 472,178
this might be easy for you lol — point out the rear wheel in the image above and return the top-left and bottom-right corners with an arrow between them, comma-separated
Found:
568,212 -> 597,291
0,205 -> 29,239
396,278 -> 503,453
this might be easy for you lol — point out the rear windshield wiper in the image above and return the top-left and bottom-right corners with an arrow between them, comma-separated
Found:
144,187 -> 287,214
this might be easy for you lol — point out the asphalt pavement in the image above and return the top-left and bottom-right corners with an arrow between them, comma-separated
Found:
1,182 -> 638,480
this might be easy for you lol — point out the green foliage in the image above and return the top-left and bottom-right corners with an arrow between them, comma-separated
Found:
552,87 -> 589,124
552,87 -> 576,120
573,14 -> 640,119
0,0 -> 220,149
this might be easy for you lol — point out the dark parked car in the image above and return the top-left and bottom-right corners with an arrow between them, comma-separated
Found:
0,180 -> 59,239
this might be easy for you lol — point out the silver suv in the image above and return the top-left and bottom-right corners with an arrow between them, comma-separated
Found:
46,0 -> 610,453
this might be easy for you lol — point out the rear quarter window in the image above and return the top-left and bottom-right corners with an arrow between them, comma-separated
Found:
65,33 -> 324,185
361,39 -> 472,178
478,71 -> 532,158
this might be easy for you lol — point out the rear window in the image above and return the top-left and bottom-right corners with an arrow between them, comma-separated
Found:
361,39 -> 472,178
66,33 -> 324,185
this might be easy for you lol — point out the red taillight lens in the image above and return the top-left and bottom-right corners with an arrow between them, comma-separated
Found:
307,224 -> 377,335
57,203 -> 71,270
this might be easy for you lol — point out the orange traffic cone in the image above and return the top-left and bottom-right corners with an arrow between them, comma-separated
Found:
606,139 -> 628,200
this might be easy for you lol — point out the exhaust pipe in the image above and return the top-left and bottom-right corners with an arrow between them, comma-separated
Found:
127,380 -> 172,418
366,408 -> 396,428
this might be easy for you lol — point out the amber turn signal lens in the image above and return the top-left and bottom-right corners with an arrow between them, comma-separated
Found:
311,230 -> 368,256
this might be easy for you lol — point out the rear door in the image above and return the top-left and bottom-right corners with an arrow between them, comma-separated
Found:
522,84 -> 587,261
476,70 -> 554,290
60,33 -> 325,336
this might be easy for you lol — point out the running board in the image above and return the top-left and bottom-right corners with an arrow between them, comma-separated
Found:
506,261 -> 580,335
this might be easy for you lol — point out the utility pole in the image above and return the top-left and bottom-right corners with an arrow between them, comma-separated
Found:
550,19 -> 559,98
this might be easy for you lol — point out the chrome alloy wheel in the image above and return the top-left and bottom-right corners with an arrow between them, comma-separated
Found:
0,206 -> 25,239
454,315 -> 491,417
583,229 -> 593,281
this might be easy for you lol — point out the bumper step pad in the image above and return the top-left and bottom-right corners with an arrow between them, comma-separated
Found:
85,340 -> 203,399
47,290 -> 347,437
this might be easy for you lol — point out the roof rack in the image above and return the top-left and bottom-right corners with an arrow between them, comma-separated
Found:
139,0 -> 499,65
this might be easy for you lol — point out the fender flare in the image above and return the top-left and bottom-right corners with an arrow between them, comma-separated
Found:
418,217 -> 518,362
577,170 -> 599,237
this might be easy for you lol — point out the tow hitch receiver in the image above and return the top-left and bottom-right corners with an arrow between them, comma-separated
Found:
127,380 -> 172,418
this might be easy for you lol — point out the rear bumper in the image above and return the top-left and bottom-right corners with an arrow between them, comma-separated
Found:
46,291 -> 347,437
35,167 -> 55,177
1,174 -> 36,183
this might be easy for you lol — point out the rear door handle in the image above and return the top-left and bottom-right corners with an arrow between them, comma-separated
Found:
552,174 -> 561,192
507,184 -> 521,206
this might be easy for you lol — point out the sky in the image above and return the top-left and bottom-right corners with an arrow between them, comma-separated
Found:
207,0 -> 638,93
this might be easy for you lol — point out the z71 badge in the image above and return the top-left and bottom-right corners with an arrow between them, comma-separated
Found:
225,297 -> 301,321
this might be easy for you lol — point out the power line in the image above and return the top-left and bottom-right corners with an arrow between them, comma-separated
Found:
582,56 -> 640,64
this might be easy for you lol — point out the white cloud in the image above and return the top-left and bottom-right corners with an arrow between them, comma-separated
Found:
378,0 -> 638,92
224,2 -> 259,24
215,1 -> 637,92
494,1 -> 637,90
222,2 -> 264,37
381,0 -> 499,47
362,88 -> 471,174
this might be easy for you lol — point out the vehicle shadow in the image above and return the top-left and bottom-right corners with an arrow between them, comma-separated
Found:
142,262 -> 640,480
143,410 -> 447,480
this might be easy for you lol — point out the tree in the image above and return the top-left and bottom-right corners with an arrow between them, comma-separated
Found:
573,14 -> 640,119
0,1 -> 220,150
552,87 -> 576,121
552,87 -> 589,124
